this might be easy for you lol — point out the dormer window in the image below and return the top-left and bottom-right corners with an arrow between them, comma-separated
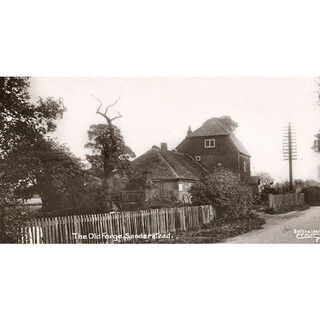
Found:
204,138 -> 215,148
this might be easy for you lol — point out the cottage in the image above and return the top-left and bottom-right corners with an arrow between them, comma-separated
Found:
132,117 -> 258,203
132,143 -> 207,202
176,117 -> 251,181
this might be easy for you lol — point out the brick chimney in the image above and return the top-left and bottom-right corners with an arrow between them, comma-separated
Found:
187,126 -> 192,137
160,143 -> 168,151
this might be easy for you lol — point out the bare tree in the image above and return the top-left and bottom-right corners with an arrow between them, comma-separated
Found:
93,95 -> 122,124
87,96 -> 134,209
92,95 -> 124,151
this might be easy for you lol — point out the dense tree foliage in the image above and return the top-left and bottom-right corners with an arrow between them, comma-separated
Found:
0,77 -> 108,241
1,78 -> 65,204
189,167 -> 253,219
1,77 -> 66,205
85,124 -> 135,181
0,78 -> 68,241
1,138 -> 106,212
201,116 -> 238,133
217,115 -> 238,132
0,78 -> 65,157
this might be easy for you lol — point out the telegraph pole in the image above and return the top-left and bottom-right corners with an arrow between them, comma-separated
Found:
288,123 -> 293,191
283,122 -> 297,192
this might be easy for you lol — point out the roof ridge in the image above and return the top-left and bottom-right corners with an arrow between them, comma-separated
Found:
188,117 -> 230,137
156,150 -> 179,178
213,118 -> 231,134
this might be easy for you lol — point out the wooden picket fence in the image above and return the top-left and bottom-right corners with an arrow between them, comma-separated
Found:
268,193 -> 305,212
20,205 -> 216,244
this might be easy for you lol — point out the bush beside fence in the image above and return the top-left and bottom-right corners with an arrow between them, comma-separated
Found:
21,205 -> 216,244
302,186 -> 320,206
268,193 -> 305,213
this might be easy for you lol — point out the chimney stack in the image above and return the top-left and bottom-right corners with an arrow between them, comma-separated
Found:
160,143 -> 168,151
187,126 -> 192,137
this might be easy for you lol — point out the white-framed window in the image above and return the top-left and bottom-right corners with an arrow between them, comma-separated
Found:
243,160 -> 247,172
179,182 -> 192,192
204,138 -> 215,148
195,156 -> 201,161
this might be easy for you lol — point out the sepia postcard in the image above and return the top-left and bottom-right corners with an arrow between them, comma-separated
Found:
1,77 -> 320,244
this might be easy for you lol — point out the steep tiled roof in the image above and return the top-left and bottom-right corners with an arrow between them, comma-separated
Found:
229,134 -> 250,157
133,148 -> 207,180
189,118 -> 231,137
183,117 -> 250,157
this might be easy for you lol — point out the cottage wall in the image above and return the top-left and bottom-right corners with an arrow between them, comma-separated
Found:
177,135 -> 240,173
239,154 -> 251,180
146,180 -> 178,200
146,179 -> 194,203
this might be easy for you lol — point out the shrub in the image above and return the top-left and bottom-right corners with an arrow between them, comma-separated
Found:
255,172 -> 274,203
140,191 -> 182,210
0,206 -> 33,243
302,186 -> 320,206
189,167 -> 253,220
271,180 -> 311,194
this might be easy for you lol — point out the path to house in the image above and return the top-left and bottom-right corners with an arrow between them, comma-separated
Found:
226,206 -> 320,244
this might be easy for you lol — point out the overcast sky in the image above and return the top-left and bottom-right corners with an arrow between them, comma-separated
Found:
29,77 -> 320,182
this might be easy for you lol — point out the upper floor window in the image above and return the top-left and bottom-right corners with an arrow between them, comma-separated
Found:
243,160 -> 247,172
204,138 -> 215,148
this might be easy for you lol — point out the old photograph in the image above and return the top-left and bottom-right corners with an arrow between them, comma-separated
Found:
3,2 -> 320,320
1,77 -> 320,244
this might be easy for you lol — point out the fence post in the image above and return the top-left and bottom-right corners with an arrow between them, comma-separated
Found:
20,205 -> 216,243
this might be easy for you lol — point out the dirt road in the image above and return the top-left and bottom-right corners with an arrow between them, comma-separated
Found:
226,206 -> 320,243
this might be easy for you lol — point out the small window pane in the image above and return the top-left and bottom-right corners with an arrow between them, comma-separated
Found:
204,139 -> 215,148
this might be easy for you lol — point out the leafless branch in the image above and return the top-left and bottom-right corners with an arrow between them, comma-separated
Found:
110,111 -> 122,122
91,95 -> 122,124
105,96 -> 121,114
91,94 -> 103,112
